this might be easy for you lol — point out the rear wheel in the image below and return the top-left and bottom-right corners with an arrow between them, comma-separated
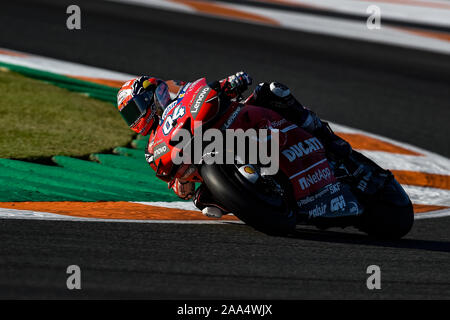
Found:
358,177 -> 414,239
200,164 -> 296,235
340,151 -> 414,239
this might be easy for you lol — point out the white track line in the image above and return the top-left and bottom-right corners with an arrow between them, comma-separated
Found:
134,201 -> 200,211
0,48 -> 135,80
236,4 -> 450,53
357,151 -> 450,175
330,122 -> 450,176
109,0 -> 450,55
275,0 -> 450,28
330,122 -> 448,158
0,207 -> 240,224
401,185 -> 450,207
414,208 -> 450,220
1,206 -> 447,223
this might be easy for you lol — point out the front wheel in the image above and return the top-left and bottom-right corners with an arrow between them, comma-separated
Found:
200,164 -> 297,235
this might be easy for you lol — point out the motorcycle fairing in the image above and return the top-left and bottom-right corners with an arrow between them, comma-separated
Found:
147,78 -> 222,179
227,105 -> 337,201
296,181 -> 363,219
148,79 -> 362,219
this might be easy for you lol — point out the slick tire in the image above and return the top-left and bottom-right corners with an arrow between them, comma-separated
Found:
360,178 -> 414,239
200,164 -> 296,236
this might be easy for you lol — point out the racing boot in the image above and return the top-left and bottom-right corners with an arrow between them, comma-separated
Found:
202,207 -> 223,218
193,185 -> 226,218
304,115 -> 352,160
253,82 -> 352,160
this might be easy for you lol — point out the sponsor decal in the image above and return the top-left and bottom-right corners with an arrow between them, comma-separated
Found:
162,105 -> 186,136
181,165 -> 196,180
244,166 -> 255,174
131,77 -> 146,95
330,195 -> 346,212
153,142 -> 170,160
176,83 -> 190,102
297,182 -> 333,207
329,182 -> 341,194
298,167 -> 332,190
297,195 -> 315,207
117,88 -> 132,107
282,137 -> 324,162
348,201 -> 359,214
357,171 -> 373,192
314,184 -> 331,198
357,180 -> 368,192
161,100 -> 177,121
190,86 -> 211,119
187,79 -> 202,93
238,165 -> 259,184
309,203 -> 327,218
270,119 -> 287,128
222,106 -> 241,130
145,153 -> 154,164
298,182 -> 359,218
148,137 -> 155,150
297,182 -> 341,206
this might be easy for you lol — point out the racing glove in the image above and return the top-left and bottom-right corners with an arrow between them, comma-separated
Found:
226,71 -> 252,94
172,179 -> 195,200
209,71 -> 252,100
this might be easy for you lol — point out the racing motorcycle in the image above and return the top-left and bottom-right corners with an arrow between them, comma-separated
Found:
146,78 -> 414,239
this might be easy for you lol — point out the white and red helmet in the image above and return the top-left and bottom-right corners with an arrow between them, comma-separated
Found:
117,76 -> 171,135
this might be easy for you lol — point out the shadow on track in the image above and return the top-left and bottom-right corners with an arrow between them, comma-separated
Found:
290,227 -> 450,253
220,221 -> 450,253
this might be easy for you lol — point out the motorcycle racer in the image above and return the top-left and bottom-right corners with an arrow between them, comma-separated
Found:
117,72 -> 352,218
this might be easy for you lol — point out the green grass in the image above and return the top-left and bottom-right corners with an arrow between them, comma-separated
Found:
0,70 -> 134,160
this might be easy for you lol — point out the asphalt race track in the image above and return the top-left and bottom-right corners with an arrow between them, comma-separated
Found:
0,0 -> 449,299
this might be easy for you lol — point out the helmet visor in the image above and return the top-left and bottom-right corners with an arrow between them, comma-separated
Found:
154,82 -> 171,115
120,90 -> 155,127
